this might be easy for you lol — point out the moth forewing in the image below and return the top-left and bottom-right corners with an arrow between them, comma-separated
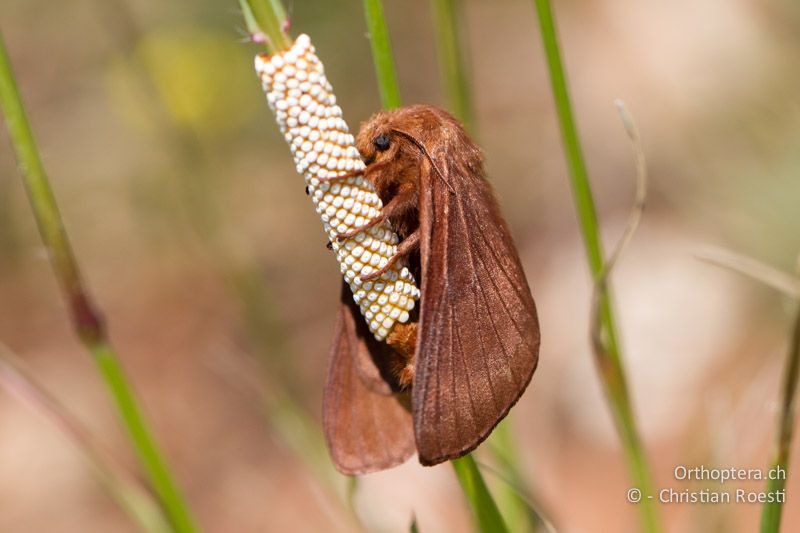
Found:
354,106 -> 541,466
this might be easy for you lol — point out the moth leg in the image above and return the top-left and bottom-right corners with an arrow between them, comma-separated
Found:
360,230 -> 420,281
335,184 -> 415,242
335,212 -> 384,241
315,168 -> 362,183
316,160 -> 388,183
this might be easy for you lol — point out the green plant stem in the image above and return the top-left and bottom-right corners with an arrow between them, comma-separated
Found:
430,2 -> 546,529
361,0 -> 402,109
531,1 -> 659,531
452,455 -> 509,533
93,343 -> 195,533
360,3 -> 506,531
488,421 -> 545,532
431,0 -> 473,132
241,0 -> 510,527
241,0 -> 291,53
0,30 -> 196,533
760,304 -> 800,532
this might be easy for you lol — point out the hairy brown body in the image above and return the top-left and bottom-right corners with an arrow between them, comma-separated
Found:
323,105 -> 540,474
355,105 -> 482,258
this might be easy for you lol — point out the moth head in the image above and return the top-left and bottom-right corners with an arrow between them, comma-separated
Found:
357,105 -> 478,183
356,119 -> 401,166
357,106 -> 440,164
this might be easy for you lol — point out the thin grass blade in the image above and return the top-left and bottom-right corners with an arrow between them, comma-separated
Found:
360,4 -> 508,531
760,304 -> 800,532
531,2 -> 659,531
361,0 -> 402,109
452,455 -> 509,533
696,247 -> 800,298
0,30 -> 197,533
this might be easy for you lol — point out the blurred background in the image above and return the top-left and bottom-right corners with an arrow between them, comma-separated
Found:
1,0 -> 799,531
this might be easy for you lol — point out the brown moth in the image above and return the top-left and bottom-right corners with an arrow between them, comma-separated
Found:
323,105 -> 540,474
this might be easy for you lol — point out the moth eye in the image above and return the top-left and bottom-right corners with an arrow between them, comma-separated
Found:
373,134 -> 391,151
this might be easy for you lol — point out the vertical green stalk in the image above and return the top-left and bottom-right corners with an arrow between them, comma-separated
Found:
241,0 -> 291,53
0,30 -> 196,533
488,422 -> 546,532
431,2 -> 542,529
695,252 -> 800,532
531,1 -> 659,531
452,455 -> 509,533
361,0 -> 402,109
362,2 -> 506,531
760,304 -> 800,532
431,0 -> 473,132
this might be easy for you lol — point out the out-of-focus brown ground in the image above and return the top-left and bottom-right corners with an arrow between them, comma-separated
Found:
1,0 -> 799,531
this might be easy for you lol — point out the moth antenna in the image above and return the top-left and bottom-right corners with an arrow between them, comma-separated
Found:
390,129 -> 455,194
